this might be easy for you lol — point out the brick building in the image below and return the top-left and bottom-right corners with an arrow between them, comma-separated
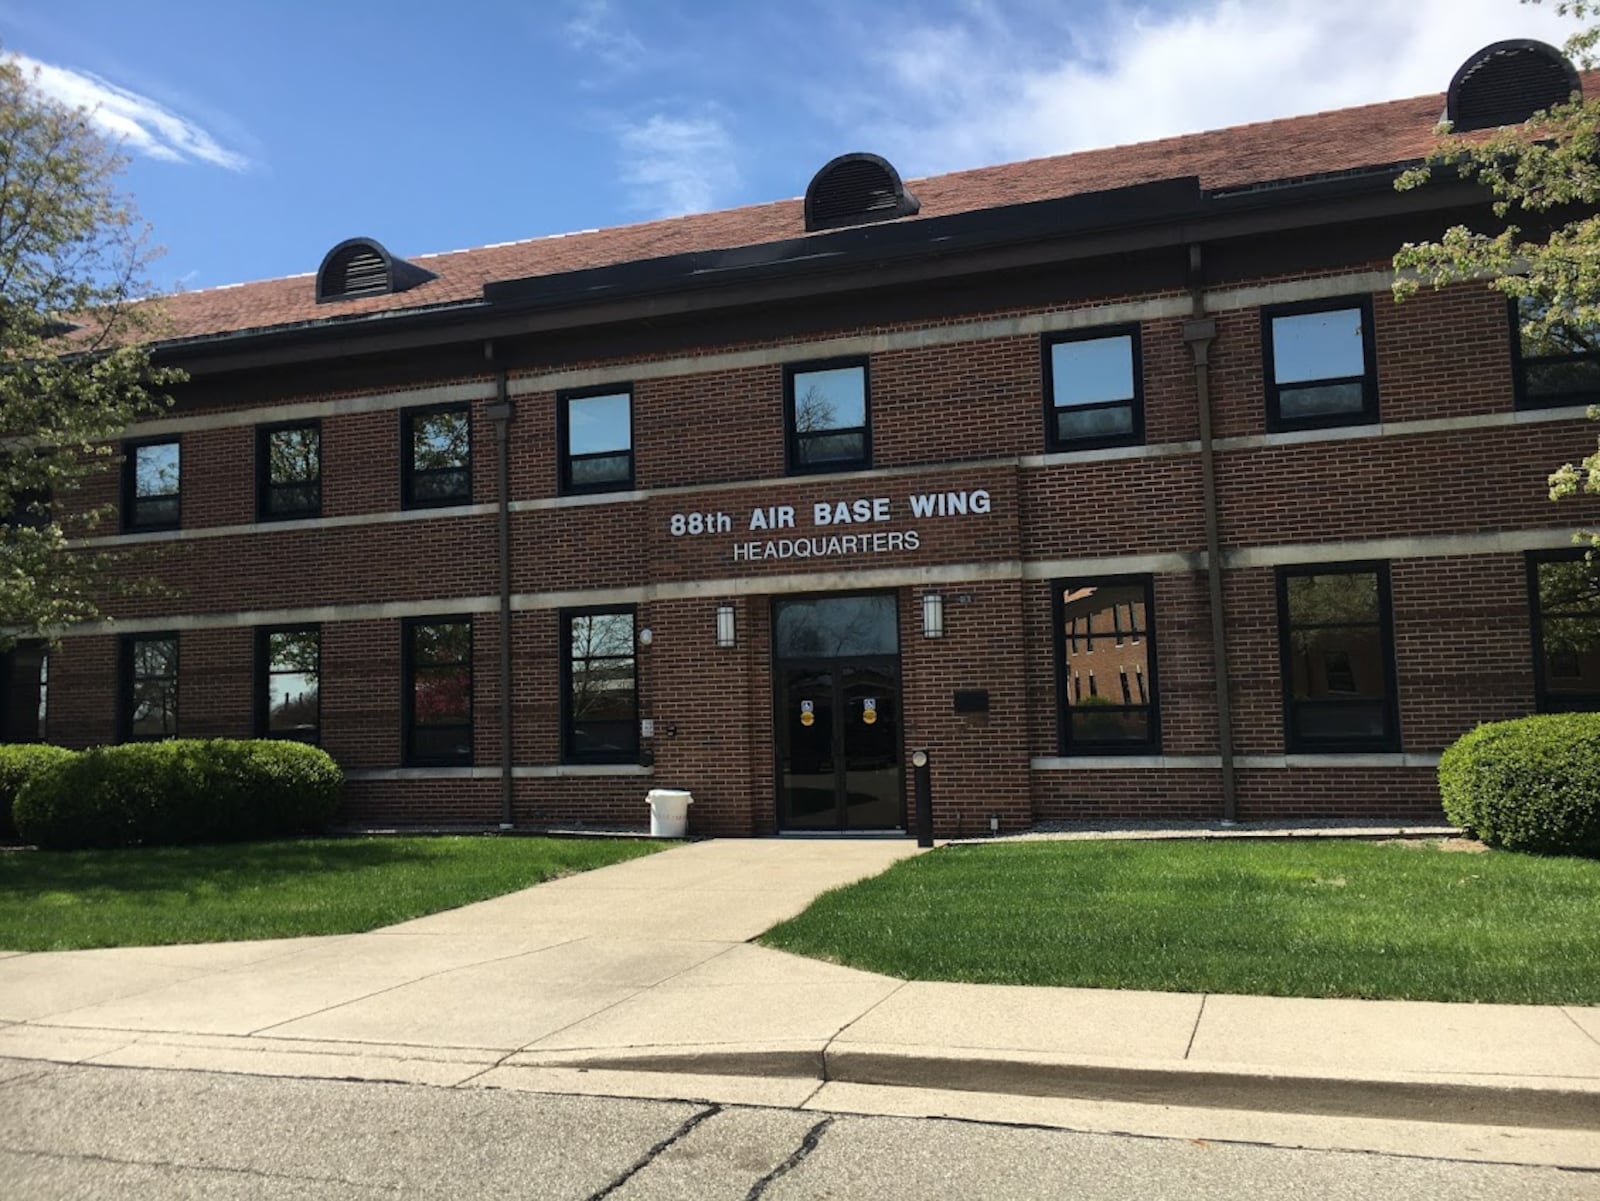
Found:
7,39 -> 1600,837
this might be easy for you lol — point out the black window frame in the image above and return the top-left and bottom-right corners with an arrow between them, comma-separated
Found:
401,403 -> 472,510
255,624 -> 322,744
1052,573 -> 1160,755
783,356 -> 871,475
121,436 -> 182,532
402,616 -> 474,767
1042,325 -> 1145,452
1262,296 -> 1379,433
255,420 -> 323,522
561,605 -> 640,765
1527,549 -> 1600,712
1275,561 -> 1400,753
1509,296 -> 1600,411
118,632 -> 179,742
558,384 -> 635,495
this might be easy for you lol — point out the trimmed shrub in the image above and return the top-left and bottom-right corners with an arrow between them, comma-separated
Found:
13,739 -> 343,851
1438,713 -> 1600,856
0,744 -> 77,841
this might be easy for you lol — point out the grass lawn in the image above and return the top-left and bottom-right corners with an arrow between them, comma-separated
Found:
0,836 -> 665,951
759,839 -> 1600,1004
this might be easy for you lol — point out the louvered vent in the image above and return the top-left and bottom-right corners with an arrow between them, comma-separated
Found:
1447,40 -> 1580,132
315,237 -> 437,304
805,153 -> 920,232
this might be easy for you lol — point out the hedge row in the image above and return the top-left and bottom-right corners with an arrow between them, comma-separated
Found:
9,739 -> 343,850
1438,713 -> 1600,857
0,744 -> 77,841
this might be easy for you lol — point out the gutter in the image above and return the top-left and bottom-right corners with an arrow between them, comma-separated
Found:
485,344 -> 515,830
1182,244 -> 1237,824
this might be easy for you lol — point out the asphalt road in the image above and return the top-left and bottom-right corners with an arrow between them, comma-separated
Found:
1,1058 -> 1594,1200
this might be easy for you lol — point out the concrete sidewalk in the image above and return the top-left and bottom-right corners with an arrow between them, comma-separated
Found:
1,837 -> 1597,1158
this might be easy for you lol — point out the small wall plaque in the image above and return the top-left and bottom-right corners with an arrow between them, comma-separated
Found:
953,689 -> 990,714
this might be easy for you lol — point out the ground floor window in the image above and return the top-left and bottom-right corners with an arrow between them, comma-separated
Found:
0,644 -> 47,742
120,634 -> 178,741
257,626 -> 321,742
1528,550 -> 1600,711
1054,575 -> 1158,752
563,607 -> 638,764
1276,562 -> 1398,752
403,618 -> 472,765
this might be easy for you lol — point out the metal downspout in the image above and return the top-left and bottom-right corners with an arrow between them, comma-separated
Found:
1182,244 -> 1237,823
485,343 -> 515,830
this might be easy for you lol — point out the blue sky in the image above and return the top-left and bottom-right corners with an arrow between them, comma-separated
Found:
1,0 -> 1581,294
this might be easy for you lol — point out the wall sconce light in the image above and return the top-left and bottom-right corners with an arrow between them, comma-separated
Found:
715,603 -> 736,649
922,592 -> 944,639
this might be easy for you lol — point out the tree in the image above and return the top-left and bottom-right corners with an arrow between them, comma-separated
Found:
0,53 -> 178,649
1393,4 -> 1600,531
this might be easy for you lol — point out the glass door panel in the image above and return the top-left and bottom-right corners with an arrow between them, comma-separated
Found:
780,668 -> 836,830
840,665 -> 900,829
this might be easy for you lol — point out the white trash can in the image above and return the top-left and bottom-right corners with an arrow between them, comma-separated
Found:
646,788 -> 693,838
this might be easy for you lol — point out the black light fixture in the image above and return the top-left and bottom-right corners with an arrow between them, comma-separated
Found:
716,603 -> 736,649
922,592 -> 944,639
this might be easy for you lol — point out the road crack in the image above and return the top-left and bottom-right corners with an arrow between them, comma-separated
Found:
584,1103 -> 722,1200
744,1116 -> 834,1199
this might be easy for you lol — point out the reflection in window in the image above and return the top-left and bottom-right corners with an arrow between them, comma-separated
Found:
1277,565 -> 1398,751
774,595 -> 899,659
1058,579 -> 1157,751
564,609 -> 638,763
123,635 -> 177,740
125,440 -> 180,530
259,627 -> 320,742
259,424 -> 321,519
405,619 -> 472,764
1264,301 -> 1376,430
403,406 -> 471,507
1045,330 -> 1142,449
786,361 -> 868,472
1529,552 -> 1600,710
562,389 -> 633,493
1513,295 -> 1600,409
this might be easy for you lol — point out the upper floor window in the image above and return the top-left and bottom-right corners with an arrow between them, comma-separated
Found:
563,607 -> 639,764
123,439 -> 180,531
120,633 -> 177,741
403,618 -> 473,765
1262,298 -> 1378,432
257,626 -> 321,743
1054,576 -> 1159,753
1511,296 -> 1600,410
257,422 -> 321,521
1276,563 -> 1399,752
560,387 -> 633,494
1527,550 -> 1600,711
1044,328 -> 1143,451
785,359 -> 869,474
402,404 -> 470,508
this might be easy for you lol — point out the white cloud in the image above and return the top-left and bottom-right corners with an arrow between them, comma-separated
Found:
617,112 -> 739,217
9,53 -> 250,172
565,0 -> 647,72
838,0 -> 1583,176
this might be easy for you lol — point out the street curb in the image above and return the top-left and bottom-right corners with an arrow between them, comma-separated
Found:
520,1045 -> 1600,1131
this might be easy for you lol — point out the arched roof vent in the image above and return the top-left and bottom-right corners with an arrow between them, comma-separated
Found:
1447,39 -> 1580,132
804,153 -> 920,233
315,237 -> 437,303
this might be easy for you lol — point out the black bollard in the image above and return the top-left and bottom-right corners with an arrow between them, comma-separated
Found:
912,749 -> 933,847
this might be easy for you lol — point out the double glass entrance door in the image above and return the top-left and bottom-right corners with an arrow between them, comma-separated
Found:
774,594 -> 902,832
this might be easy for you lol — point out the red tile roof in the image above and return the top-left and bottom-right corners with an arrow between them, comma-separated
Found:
153,87 -> 1475,344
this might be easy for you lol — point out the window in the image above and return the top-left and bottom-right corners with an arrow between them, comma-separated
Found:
120,634 -> 178,741
0,644 -> 47,742
257,422 -> 321,520
1276,563 -> 1399,752
1054,576 -> 1158,753
257,626 -> 320,742
785,359 -> 869,473
1511,296 -> 1600,410
403,618 -> 473,765
1528,551 -> 1600,711
402,405 -> 470,508
1262,298 -> 1378,431
1043,327 -> 1143,450
563,607 -> 639,763
123,439 -> 180,531
560,387 -> 633,494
